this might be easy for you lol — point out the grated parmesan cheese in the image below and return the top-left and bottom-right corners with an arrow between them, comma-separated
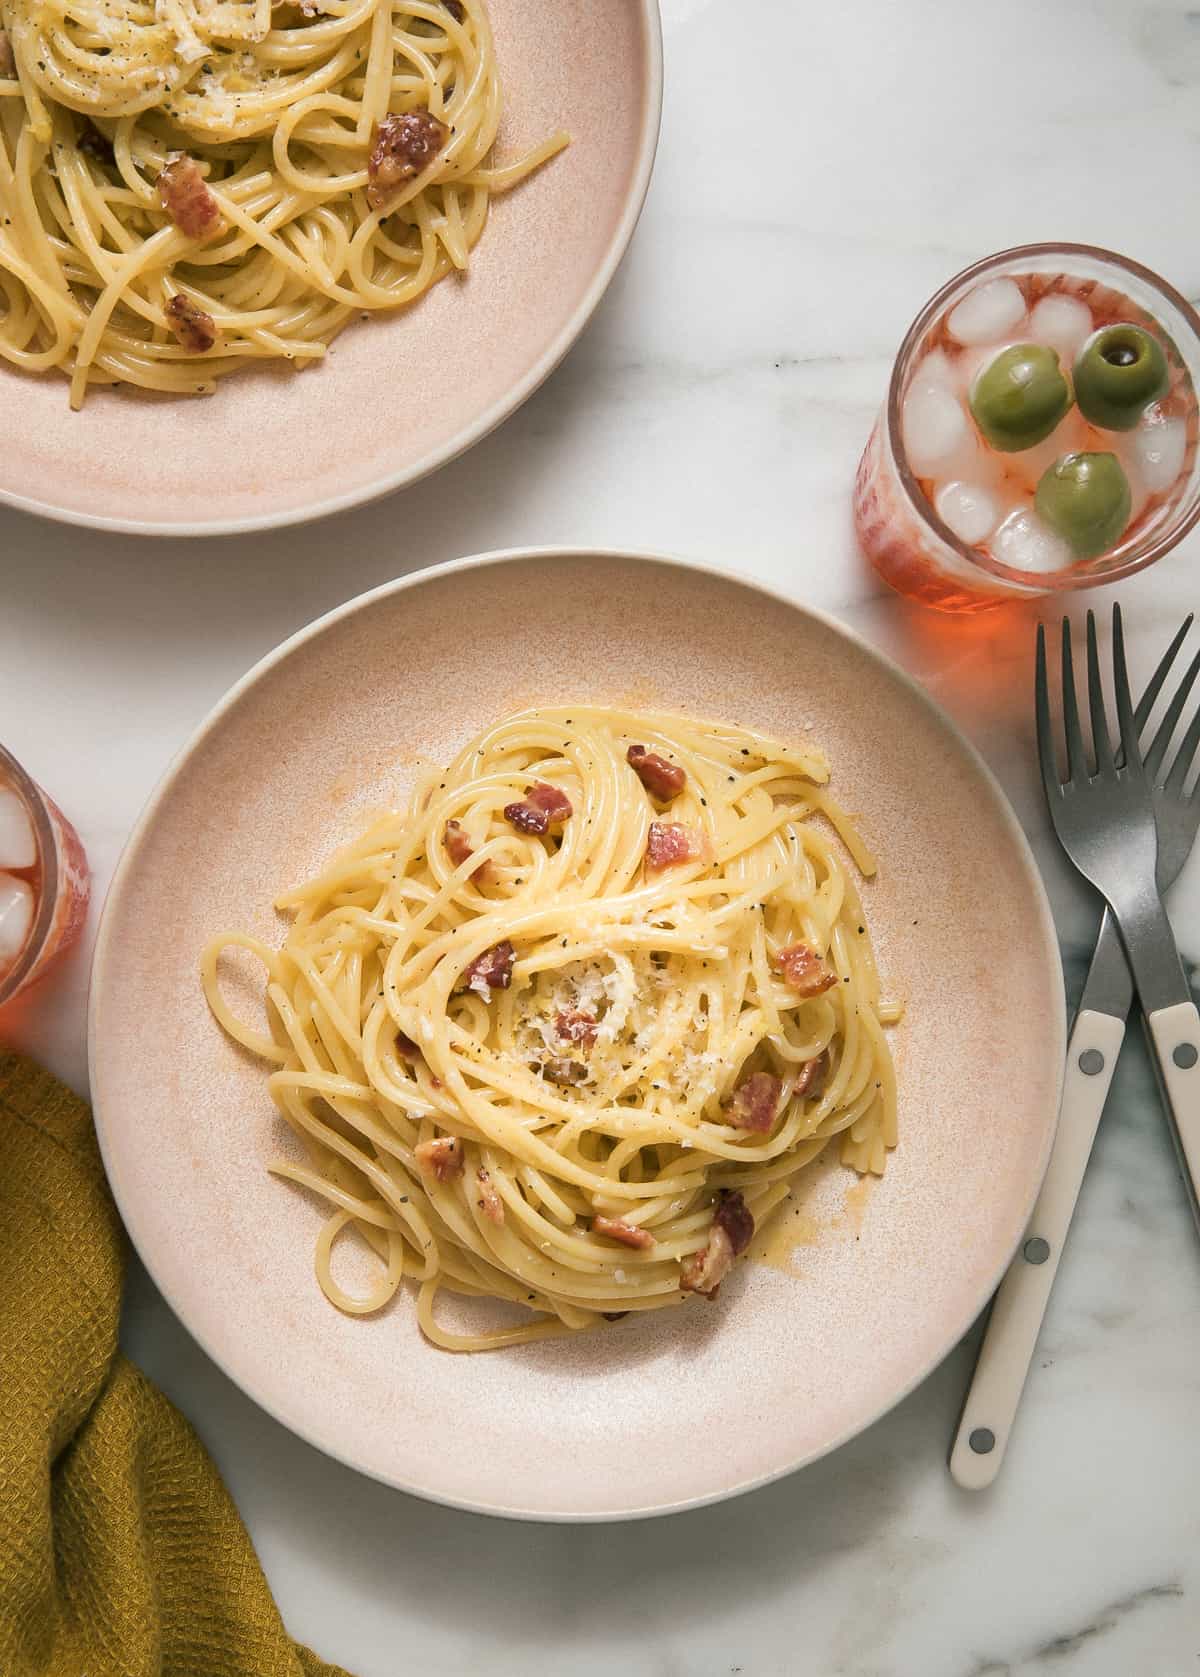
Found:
156,0 -> 210,64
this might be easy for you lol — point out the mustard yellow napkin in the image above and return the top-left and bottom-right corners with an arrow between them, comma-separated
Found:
0,1048 -> 351,1677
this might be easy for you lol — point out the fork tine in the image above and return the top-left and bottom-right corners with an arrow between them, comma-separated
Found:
1146,645 -> 1200,778
1034,623 -> 1060,795
1164,685 -> 1200,795
1086,610 -> 1114,775
1060,617 -> 1087,781
1135,613 -> 1194,732
1112,602 -> 1140,771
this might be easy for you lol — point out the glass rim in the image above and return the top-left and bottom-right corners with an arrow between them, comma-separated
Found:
0,742 -> 60,1008
885,241 -> 1200,591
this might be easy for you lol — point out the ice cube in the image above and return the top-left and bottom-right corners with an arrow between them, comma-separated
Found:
1029,295 -> 1093,365
992,507 -> 1074,573
935,480 -> 1001,546
947,279 -> 1027,346
911,348 -> 957,390
1123,459 -> 1149,525
0,788 -> 35,870
902,382 -> 974,474
1131,406 -> 1187,495
0,872 -> 33,965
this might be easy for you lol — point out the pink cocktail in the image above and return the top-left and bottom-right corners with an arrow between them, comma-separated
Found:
0,744 -> 90,1010
855,245 -> 1200,612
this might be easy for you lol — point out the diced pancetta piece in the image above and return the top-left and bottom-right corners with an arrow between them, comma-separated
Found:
458,939 -> 514,998
627,744 -> 686,801
793,1051 -> 826,1098
555,1007 -> 597,1048
504,781 -> 573,836
775,941 -> 837,997
443,819 -> 495,885
415,1136 -> 464,1182
725,1071 -> 782,1133
712,1187 -> 755,1253
592,1215 -> 656,1251
645,821 -> 709,872
680,1225 -> 733,1299
164,293 -> 217,353
366,109 -> 449,210
476,1168 -> 504,1224
679,1190 -> 754,1299
157,153 -> 223,240
443,818 -> 473,867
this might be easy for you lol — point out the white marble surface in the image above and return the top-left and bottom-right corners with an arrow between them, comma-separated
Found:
4,0 -> 1200,1670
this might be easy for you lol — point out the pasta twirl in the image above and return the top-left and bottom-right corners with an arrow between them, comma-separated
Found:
202,707 -> 901,1352
0,0 -> 567,406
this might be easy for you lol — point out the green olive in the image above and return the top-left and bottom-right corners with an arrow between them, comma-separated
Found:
1073,325 -> 1168,431
969,344 -> 1073,452
1034,452 -> 1132,559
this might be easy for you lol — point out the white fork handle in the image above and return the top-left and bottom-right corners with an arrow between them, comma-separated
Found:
949,1009 -> 1125,1490
1146,1000 -> 1200,1232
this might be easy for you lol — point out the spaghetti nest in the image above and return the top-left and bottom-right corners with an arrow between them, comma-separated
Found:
203,707 -> 901,1352
0,0 -> 566,405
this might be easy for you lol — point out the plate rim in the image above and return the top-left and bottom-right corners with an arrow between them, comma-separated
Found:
88,547 -> 1066,1521
0,2 -> 664,540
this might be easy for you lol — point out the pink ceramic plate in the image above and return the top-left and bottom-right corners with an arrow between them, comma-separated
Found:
0,4 -> 661,536
89,551 -> 1065,1520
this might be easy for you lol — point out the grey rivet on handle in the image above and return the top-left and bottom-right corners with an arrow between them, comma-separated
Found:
969,1428 -> 995,1455
1079,1048 -> 1105,1076
1023,1237 -> 1050,1265
1174,1043 -> 1199,1071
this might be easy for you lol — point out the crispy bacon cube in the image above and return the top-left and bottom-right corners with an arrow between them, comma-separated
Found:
775,941 -> 837,997
793,1052 -> 826,1098
725,1072 -> 782,1133
164,293 -> 217,353
157,153 -> 223,240
627,744 -> 686,801
366,109 -> 448,210
444,819 -> 495,885
415,1136 -> 463,1183
504,781 -> 573,836
458,939 -> 514,998
592,1215 -> 656,1251
645,821 -> 709,872
680,1190 -> 754,1299
555,1008 -> 597,1048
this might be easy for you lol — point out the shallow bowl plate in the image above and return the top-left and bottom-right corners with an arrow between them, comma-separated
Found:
90,550 -> 1064,1519
0,2 -> 661,535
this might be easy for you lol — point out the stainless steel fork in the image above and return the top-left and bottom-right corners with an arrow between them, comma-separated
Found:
1039,605 -> 1200,1215
951,613 -> 1200,1489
